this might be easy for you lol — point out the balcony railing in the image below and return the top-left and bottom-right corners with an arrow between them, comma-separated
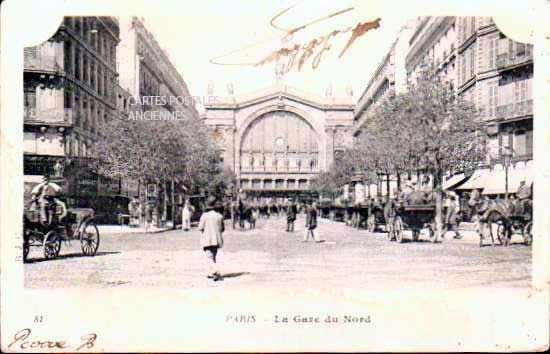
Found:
24,107 -> 73,123
495,100 -> 533,120
496,52 -> 533,70
490,153 -> 532,167
24,53 -> 63,73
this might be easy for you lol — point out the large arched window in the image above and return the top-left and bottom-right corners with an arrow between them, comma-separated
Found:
240,111 -> 319,172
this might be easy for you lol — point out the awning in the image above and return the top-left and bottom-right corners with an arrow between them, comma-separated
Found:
443,173 -> 466,190
456,169 -> 490,191
482,167 -> 533,195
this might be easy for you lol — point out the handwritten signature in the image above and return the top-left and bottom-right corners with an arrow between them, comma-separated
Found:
255,17 -> 381,73
210,2 -> 381,73
7,328 -> 97,351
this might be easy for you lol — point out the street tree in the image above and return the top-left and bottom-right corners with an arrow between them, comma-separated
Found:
91,113 -> 224,227
360,63 -> 486,239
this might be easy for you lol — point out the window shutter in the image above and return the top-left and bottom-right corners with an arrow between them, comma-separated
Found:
526,129 -> 533,156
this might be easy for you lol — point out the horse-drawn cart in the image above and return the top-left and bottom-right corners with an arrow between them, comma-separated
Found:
391,204 -> 437,243
23,207 -> 100,262
495,212 -> 532,246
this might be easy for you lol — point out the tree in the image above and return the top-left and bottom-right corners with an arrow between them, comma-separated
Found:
357,63 -> 486,240
90,113 -> 224,227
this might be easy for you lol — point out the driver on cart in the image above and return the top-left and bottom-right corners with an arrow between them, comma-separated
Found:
515,180 -> 532,215
30,173 -> 67,227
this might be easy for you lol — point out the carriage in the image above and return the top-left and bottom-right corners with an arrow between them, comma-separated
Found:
391,203 -> 437,243
493,204 -> 532,247
318,199 -> 332,219
350,201 -> 386,232
329,202 -> 348,222
23,206 -> 100,262
497,214 -> 532,246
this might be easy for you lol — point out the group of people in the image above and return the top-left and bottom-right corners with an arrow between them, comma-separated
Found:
127,197 -> 160,231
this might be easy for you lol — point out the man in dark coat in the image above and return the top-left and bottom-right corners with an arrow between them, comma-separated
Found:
303,201 -> 320,242
286,198 -> 297,232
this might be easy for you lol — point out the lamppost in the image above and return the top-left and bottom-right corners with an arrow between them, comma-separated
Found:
503,147 -> 513,200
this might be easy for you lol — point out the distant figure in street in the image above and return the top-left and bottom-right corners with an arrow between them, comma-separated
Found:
468,189 -> 482,222
128,196 -> 141,227
303,201 -> 321,242
286,198 -> 297,232
181,199 -> 194,231
230,200 -> 239,229
198,196 -> 225,282
443,191 -> 462,239
250,204 -> 258,229
145,201 -> 154,232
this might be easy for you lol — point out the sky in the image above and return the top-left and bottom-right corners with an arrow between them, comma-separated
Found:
129,0 -> 409,105
20,0 -> 536,107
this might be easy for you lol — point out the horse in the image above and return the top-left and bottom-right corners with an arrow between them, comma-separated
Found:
474,197 -> 531,247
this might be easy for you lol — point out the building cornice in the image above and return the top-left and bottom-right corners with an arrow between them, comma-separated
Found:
57,26 -> 118,75
355,45 -> 394,109
132,17 -> 190,97
205,88 -> 354,112
406,17 -> 455,72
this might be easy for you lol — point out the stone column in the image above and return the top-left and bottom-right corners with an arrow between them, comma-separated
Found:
225,126 -> 235,172
324,127 -> 335,169
70,40 -> 75,76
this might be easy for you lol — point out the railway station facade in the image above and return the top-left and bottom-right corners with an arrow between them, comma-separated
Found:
203,80 -> 355,200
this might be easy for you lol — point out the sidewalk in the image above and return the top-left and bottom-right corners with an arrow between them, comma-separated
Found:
97,224 -> 173,234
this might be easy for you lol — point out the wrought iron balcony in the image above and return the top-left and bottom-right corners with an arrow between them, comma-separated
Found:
496,52 -> 533,70
489,153 -> 532,167
495,100 -> 533,120
24,52 -> 63,73
24,107 -> 73,124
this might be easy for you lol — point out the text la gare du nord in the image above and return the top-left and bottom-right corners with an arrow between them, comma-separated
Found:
226,314 -> 371,324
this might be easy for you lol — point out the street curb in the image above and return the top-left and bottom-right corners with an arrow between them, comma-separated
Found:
96,226 -> 174,235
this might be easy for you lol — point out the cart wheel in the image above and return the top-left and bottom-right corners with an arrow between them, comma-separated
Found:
367,215 -> 376,233
522,222 -> 532,246
394,217 -> 404,243
81,222 -> 100,256
496,223 -> 505,245
385,218 -> 394,241
43,230 -> 61,259
23,241 -> 30,262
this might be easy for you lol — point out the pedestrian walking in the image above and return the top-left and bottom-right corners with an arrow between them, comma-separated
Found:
303,201 -> 321,242
181,199 -> 194,231
144,201 -> 154,232
128,196 -> 141,227
286,198 -> 297,232
198,196 -> 225,281
443,191 -> 462,239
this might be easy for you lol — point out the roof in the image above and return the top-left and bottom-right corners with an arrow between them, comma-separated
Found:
456,169 -> 490,191
455,167 -> 533,195
443,173 -> 467,190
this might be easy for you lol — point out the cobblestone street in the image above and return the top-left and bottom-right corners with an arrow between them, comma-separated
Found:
24,215 -> 532,290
